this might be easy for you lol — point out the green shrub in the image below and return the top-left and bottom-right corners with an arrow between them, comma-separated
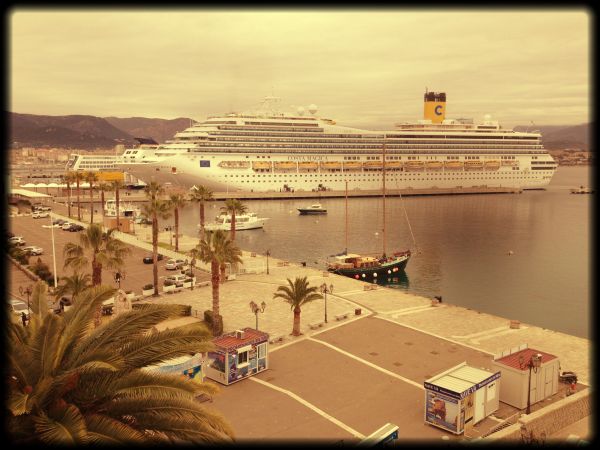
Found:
203,310 -> 213,325
163,279 -> 175,286
142,284 -> 154,291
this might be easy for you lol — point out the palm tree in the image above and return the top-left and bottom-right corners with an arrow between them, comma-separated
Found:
169,192 -> 188,252
273,277 -> 323,336
189,185 -> 213,240
141,199 -> 172,297
7,281 -> 234,445
64,172 -> 77,218
54,272 -> 92,305
110,180 -> 125,231
63,224 -> 131,326
97,182 -> 111,225
221,198 -> 247,242
145,180 -> 164,201
196,230 -> 243,336
84,171 -> 99,224
74,171 -> 85,221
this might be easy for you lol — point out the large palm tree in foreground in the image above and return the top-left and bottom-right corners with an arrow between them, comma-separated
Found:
7,281 -> 233,445
63,224 -> 131,326
221,198 -> 247,242
273,277 -> 322,336
196,230 -> 243,336
189,185 -> 213,240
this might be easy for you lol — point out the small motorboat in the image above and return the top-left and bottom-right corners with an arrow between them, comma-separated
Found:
297,204 -> 327,215
204,212 -> 269,231
570,186 -> 594,194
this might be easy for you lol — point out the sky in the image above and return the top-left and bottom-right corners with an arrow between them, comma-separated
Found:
10,8 -> 590,129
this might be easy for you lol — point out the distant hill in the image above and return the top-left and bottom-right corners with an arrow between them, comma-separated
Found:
104,117 -> 193,145
514,123 -> 590,150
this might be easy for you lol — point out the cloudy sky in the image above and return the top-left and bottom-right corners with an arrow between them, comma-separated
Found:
10,9 -> 590,129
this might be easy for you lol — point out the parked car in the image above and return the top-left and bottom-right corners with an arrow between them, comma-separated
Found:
135,216 -> 152,225
52,219 -> 65,226
22,246 -> 43,256
33,205 -> 52,212
165,259 -> 179,270
61,222 -> 73,230
175,259 -> 188,269
143,254 -> 164,264
9,299 -> 31,318
68,224 -> 85,232
165,274 -> 187,287
32,211 -> 50,219
8,236 -> 26,246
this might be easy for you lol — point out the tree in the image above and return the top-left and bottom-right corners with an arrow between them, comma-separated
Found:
141,199 -> 172,297
63,224 -> 131,326
189,185 -> 213,240
64,172 -> 77,219
144,180 -> 164,201
97,182 -> 111,225
110,180 -> 125,231
169,192 -> 188,252
220,199 -> 247,242
6,281 -> 234,445
54,272 -> 92,305
273,277 -> 322,336
74,171 -> 85,221
84,172 -> 99,224
195,230 -> 243,336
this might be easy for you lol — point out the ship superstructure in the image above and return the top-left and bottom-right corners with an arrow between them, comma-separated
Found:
112,93 -> 557,192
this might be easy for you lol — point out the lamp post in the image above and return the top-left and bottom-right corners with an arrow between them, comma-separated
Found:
524,353 -> 543,414
265,249 -> 270,275
19,285 -> 33,313
249,301 -> 266,330
49,213 -> 58,288
190,257 -> 196,291
320,283 -> 333,324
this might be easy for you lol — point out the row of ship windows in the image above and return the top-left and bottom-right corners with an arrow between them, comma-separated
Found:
193,145 -> 545,152
229,176 -> 540,183
181,136 -> 542,144
197,142 -> 542,149
222,171 -> 551,178
193,149 -> 548,156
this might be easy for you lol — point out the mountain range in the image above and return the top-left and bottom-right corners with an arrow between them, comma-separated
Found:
8,112 -> 591,151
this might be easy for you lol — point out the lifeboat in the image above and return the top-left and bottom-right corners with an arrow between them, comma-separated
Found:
273,161 -> 297,170
363,161 -> 383,170
343,161 -> 362,170
404,161 -> 425,171
425,161 -> 443,170
444,161 -> 464,170
320,162 -> 342,170
252,161 -> 272,170
464,161 -> 484,171
484,160 -> 501,170
297,162 -> 319,170
218,161 -> 250,169
384,161 -> 403,169
501,160 -> 519,166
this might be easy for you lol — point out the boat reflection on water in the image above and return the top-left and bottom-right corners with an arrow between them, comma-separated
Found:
373,270 -> 410,290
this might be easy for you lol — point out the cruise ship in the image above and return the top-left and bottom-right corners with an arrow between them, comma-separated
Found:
113,93 -> 557,192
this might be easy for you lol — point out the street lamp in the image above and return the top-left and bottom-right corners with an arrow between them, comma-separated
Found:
521,353 -> 543,414
249,301 -> 267,330
265,249 -> 270,275
19,285 -> 33,313
190,257 -> 196,291
320,283 -> 334,323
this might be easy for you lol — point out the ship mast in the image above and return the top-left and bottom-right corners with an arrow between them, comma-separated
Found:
382,138 -> 387,257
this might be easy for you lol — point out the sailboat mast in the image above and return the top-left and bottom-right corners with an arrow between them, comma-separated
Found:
345,180 -> 348,254
382,138 -> 387,257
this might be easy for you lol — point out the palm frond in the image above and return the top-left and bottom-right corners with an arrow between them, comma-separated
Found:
111,371 -> 208,400
8,390 -> 31,416
29,281 -> 50,318
32,404 -> 89,445
84,413 -> 147,444
29,313 -> 64,380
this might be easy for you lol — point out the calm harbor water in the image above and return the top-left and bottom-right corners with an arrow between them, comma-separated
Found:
177,166 -> 592,339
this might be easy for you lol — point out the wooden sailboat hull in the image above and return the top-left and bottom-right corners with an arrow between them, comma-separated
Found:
328,252 -> 410,279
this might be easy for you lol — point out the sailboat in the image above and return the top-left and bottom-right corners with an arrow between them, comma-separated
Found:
327,141 -> 412,280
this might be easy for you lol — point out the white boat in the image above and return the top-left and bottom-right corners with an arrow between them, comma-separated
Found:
297,204 -> 327,215
570,186 -> 594,194
115,93 -> 557,192
203,212 -> 269,231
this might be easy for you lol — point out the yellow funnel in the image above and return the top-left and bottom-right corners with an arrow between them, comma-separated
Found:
424,92 -> 446,123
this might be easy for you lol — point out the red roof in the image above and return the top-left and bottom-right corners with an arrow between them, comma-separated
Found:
212,327 -> 269,352
495,348 -> 557,371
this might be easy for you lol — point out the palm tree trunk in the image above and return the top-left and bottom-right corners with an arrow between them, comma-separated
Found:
152,215 -> 159,296
292,305 -> 302,336
231,211 -> 236,242
100,189 -> 105,225
175,208 -> 179,251
92,257 -> 103,328
220,262 -> 226,284
76,179 -> 81,221
211,259 -> 220,336
66,181 -> 72,218
115,187 -> 120,231
200,202 -> 205,240
89,183 -> 94,224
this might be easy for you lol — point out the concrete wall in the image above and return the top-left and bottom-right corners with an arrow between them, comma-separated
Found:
480,388 -> 592,442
